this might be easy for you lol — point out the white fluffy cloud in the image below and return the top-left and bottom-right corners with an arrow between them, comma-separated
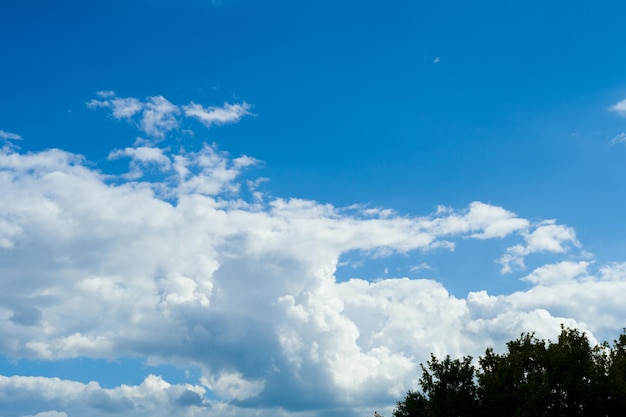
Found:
0,374 -> 209,417
521,261 -> 589,285
498,220 -> 580,273
1,95 -> 626,416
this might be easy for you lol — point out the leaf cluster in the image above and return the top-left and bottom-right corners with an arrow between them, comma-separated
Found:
376,326 -> 626,417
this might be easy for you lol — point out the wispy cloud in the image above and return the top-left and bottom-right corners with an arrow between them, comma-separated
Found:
610,131 -> 626,145
87,93 -> 143,119
184,102 -> 252,127
609,98 -> 626,117
111,97 -> 143,118
108,146 -> 172,179
0,130 -> 22,140
87,92 -> 251,139
96,90 -> 116,98
409,262 -> 432,273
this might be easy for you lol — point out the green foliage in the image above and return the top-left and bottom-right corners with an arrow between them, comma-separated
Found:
376,326 -> 626,417
605,332 -> 626,414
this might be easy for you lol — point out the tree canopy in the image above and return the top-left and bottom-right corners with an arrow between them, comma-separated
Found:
376,326 -> 626,417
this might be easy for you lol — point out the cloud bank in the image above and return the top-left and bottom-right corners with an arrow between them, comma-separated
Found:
1,94 -> 625,417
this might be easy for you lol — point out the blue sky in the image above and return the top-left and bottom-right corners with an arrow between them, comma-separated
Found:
2,1 -> 626,416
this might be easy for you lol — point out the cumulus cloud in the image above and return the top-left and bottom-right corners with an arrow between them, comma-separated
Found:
599,262 -> 626,281
1,141 -> 622,415
498,220 -> 580,273
201,371 -> 265,401
2,94 -> 626,416
0,374 -> 209,417
521,261 -> 590,285
458,201 -> 529,239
